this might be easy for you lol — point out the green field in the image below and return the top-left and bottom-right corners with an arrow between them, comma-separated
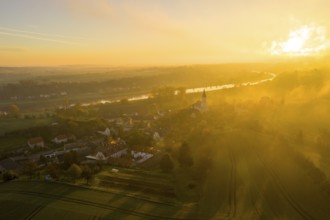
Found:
2,130 -> 330,220
0,117 -> 54,154
0,181 -> 197,220
0,118 -> 54,136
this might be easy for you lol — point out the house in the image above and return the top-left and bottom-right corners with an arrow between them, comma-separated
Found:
53,134 -> 75,144
28,137 -> 45,149
53,135 -> 68,144
85,152 -> 108,161
153,132 -> 161,142
130,151 -> 153,164
0,111 -> 8,117
110,148 -> 128,158
98,128 -> 111,137
114,117 -> 134,131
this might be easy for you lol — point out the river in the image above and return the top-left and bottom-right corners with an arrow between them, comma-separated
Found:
81,72 -> 276,107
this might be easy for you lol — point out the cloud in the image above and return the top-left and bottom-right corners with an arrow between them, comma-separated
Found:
0,27 -> 86,41
0,27 -> 79,45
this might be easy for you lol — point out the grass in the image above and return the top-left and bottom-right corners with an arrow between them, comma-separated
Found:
0,181 -> 197,220
94,165 -> 206,203
0,117 -> 54,135
94,167 -> 177,202
0,117 -> 54,154
0,136 -> 26,154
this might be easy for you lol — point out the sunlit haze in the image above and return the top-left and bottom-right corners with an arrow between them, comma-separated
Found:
4,1 -> 330,220
271,24 -> 330,56
1,0 -> 330,66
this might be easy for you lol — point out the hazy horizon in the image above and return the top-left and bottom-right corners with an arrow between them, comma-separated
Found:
1,0 -> 330,67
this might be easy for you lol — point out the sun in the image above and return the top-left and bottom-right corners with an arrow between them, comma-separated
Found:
270,25 -> 330,56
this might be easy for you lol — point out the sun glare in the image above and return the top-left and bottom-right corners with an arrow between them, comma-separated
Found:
271,25 -> 330,56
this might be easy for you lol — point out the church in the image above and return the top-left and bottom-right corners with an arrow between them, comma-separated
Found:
191,90 -> 207,113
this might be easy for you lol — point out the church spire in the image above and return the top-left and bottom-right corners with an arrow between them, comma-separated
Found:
201,90 -> 207,112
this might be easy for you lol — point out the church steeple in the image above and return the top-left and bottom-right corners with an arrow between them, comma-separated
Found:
191,90 -> 207,112
201,90 -> 207,112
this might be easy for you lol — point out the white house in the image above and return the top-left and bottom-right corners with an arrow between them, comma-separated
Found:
131,151 -> 153,164
98,128 -> 111,137
110,148 -> 128,158
53,135 -> 67,144
53,134 -> 75,144
153,132 -> 161,142
85,152 -> 108,161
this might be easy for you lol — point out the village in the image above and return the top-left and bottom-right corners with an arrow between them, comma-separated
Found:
0,91 -> 208,184
0,112 -> 163,179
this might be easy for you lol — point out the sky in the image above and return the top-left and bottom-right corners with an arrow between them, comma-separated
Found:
1,0 -> 330,67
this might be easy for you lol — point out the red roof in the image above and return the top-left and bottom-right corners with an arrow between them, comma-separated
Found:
28,137 -> 44,145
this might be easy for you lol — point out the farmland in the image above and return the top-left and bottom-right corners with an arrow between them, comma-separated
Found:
3,0 -> 330,218
2,129 -> 330,220
0,181 -> 196,220
2,64 -> 330,219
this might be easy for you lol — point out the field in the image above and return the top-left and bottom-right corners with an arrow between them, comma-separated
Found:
0,117 -> 54,136
0,117 -> 55,154
197,130 -> 330,220
96,168 -> 177,200
2,131 -> 330,220
0,181 -> 197,220
2,63 -> 330,219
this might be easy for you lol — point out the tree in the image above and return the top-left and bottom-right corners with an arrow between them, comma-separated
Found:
24,160 -> 37,176
39,155 -> 47,166
160,154 -> 174,172
46,164 -> 60,179
2,170 -> 18,182
81,165 -> 93,184
7,104 -> 20,118
178,142 -> 194,167
68,163 -> 82,181
63,151 -> 78,169
125,130 -> 152,149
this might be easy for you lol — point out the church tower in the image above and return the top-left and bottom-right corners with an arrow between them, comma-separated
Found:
201,90 -> 207,112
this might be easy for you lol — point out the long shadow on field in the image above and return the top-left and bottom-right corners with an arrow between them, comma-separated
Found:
197,154 -> 231,219
0,181 -> 86,219
102,194 -> 151,220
